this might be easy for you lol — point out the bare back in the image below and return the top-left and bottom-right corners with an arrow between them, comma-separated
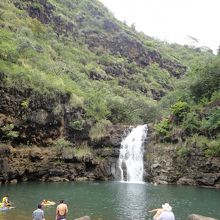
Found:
56,203 -> 68,216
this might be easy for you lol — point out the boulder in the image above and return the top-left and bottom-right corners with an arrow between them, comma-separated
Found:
47,177 -> 69,182
177,177 -> 196,185
0,146 -> 11,157
187,214 -> 217,220
10,179 -> 18,184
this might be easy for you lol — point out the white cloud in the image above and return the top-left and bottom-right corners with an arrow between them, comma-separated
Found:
99,0 -> 220,53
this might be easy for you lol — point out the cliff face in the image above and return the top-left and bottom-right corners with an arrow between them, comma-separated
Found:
2,131 -> 220,188
0,145 -> 119,183
145,138 -> 220,188
0,0 -> 217,186
0,79 -> 126,183
0,84 -> 219,187
0,80 -> 121,183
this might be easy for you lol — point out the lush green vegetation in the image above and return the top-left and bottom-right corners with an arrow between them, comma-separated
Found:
0,0 -> 219,157
153,55 -> 220,156
0,0 -> 164,126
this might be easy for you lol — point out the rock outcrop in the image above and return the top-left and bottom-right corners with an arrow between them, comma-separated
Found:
145,141 -> 220,188
0,145 -> 121,183
0,79 -> 125,183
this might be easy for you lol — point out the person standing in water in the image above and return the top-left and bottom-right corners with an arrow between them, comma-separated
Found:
56,200 -> 68,220
149,203 -> 175,220
32,204 -> 45,220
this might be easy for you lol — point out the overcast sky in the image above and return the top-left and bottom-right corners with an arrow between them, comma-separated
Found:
99,0 -> 220,53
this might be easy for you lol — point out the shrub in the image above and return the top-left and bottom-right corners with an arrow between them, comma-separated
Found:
171,101 -> 189,122
190,56 -> 220,102
72,145 -> 92,158
89,119 -> 111,141
206,107 -> 220,130
146,63 -> 172,88
0,123 -> 19,141
0,34 -> 19,63
183,112 -> 200,134
210,91 -> 220,103
69,119 -> 85,131
107,95 -> 128,123
154,118 -> 170,138
177,146 -> 190,157
204,137 -> 220,157
85,89 -> 110,121
171,101 -> 189,116
53,138 -> 72,150
201,107 -> 220,136
21,99 -> 29,109
53,104 -> 63,115
69,93 -> 84,109
60,145 -> 93,159
189,134 -> 209,149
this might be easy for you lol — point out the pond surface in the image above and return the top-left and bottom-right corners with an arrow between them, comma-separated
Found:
0,181 -> 219,220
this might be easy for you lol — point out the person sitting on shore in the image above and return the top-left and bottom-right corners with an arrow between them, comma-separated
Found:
56,200 -> 68,220
149,203 -> 175,220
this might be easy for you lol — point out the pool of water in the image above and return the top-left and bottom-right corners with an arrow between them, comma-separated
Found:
0,181 -> 219,220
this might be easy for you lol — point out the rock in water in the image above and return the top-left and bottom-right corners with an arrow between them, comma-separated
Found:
74,216 -> 91,220
188,214 -> 217,220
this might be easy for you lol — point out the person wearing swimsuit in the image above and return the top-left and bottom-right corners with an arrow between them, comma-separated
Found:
56,200 -> 68,220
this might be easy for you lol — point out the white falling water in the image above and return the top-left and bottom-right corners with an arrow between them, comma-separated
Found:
118,124 -> 148,182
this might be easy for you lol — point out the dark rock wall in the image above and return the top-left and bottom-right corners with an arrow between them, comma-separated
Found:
0,77 -> 126,183
1,97 -> 220,188
0,146 -> 119,183
0,86 -> 69,146
145,143 -> 220,188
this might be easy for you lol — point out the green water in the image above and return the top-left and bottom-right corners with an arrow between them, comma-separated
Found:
0,181 -> 219,220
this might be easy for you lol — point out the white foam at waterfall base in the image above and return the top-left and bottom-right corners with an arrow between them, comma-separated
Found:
118,124 -> 148,183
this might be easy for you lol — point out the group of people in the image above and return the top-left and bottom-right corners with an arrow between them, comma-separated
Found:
32,199 -> 68,220
32,201 -> 175,220
0,195 -> 11,208
1,194 -> 174,220
149,203 -> 175,220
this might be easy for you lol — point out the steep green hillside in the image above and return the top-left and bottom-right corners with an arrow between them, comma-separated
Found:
0,0 -> 187,123
152,55 -> 220,157
0,0 -> 217,148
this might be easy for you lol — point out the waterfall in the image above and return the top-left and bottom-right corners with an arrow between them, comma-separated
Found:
118,125 -> 148,182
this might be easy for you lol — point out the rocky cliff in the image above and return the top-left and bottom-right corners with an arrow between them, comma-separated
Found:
0,0 -> 218,187
145,140 -> 220,188
0,80 -> 125,183
0,145 -> 118,183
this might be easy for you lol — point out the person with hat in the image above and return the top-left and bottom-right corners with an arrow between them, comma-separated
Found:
149,203 -> 175,220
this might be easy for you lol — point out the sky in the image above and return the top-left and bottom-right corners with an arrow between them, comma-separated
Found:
99,0 -> 220,53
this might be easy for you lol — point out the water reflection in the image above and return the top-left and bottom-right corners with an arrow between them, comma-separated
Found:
0,182 -> 219,220
115,182 -> 147,220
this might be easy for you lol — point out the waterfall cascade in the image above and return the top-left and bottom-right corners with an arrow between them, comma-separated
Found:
118,124 -> 148,182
